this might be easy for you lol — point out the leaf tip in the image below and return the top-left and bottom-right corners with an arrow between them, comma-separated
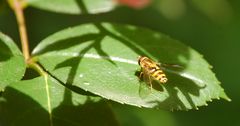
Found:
221,96 -> 231,102
221,95 -> 232,102
226,98 -> 232,102
219,89 -> 232,102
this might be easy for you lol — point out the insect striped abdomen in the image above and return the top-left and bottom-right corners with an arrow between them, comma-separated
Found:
151,69 -> 167,83
138,56 -> 168,85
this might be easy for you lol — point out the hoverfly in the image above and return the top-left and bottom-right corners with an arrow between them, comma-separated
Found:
138,56 -> 168,90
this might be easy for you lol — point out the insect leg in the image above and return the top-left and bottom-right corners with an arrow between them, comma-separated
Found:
148,75 -> 153,90
139,71 -> 143,79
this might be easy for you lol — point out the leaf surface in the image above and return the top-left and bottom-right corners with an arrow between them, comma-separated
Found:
32,23 -> 230,110
26,0 -> 116,14
0,33 -> 26,90
0,76 -> 119,126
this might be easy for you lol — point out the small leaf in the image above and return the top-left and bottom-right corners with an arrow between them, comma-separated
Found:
32,23 -> 230,110
0,32 -> 26,91
26,0 -> 116,14
0,76 -> 119,126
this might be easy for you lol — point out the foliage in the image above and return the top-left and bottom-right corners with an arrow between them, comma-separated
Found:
0,0 -> 234,125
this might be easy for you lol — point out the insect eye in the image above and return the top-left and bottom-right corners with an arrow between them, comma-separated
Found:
138,56 -> 142,65
138,59 -> 141,65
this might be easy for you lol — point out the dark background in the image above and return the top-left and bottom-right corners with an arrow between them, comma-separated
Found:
0,0 -> 239,125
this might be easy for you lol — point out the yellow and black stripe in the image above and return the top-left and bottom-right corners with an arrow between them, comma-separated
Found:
151,69 -> 167,83
138,56 -> 168,84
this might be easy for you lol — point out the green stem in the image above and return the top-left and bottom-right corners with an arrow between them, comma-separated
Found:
27,61 -> 46,76
12,0 -> 30,61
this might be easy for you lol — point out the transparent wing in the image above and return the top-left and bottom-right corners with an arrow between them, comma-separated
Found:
157,63 -> 183,70
138,69 -> 152,99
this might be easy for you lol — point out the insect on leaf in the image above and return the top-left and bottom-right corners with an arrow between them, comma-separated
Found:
32,23 -> 231,110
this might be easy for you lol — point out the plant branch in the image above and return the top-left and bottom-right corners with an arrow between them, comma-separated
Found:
12,0 -> 30,61
27,60 -> 46,76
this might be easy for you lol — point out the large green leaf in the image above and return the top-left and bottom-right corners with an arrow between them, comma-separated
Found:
0,32 -> 26,91
26,0 -> 116,14
32,23 -> 230,110
0,76 -> 119,126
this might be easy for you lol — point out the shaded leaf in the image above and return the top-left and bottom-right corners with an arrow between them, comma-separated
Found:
111,102 -> 175,126
32,23 -> 230,110
0,32 -> 26,91
0,76 -> 119,126
26,0 -> 116,14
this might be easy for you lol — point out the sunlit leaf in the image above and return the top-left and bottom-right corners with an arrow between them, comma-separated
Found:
26,0 -> 116,14
0,32 -> 26,91
0,76 -> 119,126
32,23 -> 230,110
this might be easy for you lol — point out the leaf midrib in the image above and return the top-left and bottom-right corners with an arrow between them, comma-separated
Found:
37,53 -> 138,65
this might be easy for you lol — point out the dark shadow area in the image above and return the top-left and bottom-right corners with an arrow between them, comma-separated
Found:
75,0 -> 88,14
0,85 -> 119,126
52,97 -> 119,126
151,71 -> 206,110
0,87 -> 50,126
22,67 -> 40,80
33,33 -> 100,55
173,100 -> 240,126
111,104 -> 146,126
0,40 -> 13,61
151,80 -> 164,92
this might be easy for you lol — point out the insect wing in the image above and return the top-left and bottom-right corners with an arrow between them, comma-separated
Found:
159,63 -> 183,69
139,69 -> 152,98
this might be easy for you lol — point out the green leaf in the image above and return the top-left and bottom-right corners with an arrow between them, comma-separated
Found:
32,23 -> 230,110
0,76 -> 119,126
0,32 -> 26,91
26,0 -> 116,14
